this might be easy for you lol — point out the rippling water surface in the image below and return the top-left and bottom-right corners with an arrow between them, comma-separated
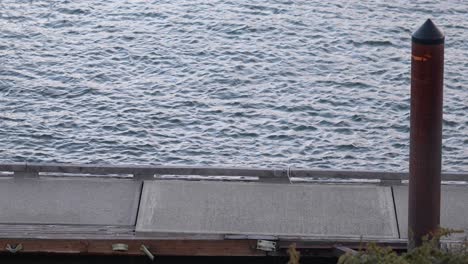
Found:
0,0 -> 466,171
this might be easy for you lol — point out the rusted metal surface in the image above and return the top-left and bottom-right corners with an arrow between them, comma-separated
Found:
409,19 -> 445,249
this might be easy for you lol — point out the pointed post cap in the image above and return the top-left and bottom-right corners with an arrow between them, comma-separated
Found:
412,19 -> 444,45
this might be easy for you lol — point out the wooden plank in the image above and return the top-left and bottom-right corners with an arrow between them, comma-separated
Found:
0,163 -> 465,182
0,239 -> 262,256
293,170 -> 465,182
0,163 -> 288,178
277,239 -> 407,250
0,178 -> 142,225
290,170 -> 407,181
0,237 -> 409,256
0,224 -> 135,239
0,236 -> 410,256
393,185 -> 468,240
0,163 -> 26,172
136,181 -> 399,239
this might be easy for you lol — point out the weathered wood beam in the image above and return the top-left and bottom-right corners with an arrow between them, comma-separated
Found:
0,162 -> 465,182
0,238 -> 410,257
0,239 -> 262,256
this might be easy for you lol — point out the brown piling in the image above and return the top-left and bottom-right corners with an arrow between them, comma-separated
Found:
408,19 -> 445,249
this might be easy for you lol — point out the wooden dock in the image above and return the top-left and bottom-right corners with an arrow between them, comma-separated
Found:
0,163 -> 466,259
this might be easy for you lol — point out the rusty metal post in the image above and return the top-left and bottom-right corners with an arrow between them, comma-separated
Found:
408,19 -> 445,249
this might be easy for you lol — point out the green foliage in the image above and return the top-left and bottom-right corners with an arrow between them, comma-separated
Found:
338,228 -> 468,264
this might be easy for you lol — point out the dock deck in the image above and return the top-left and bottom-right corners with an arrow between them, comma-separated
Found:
0,163 -> 466,258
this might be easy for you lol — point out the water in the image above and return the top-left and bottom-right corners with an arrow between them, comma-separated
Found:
0,0 -> 466,172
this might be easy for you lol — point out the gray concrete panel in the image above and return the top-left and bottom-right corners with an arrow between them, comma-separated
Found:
0,178 -> 141,225
393,185 -> 468,240
136,181 -> 398,239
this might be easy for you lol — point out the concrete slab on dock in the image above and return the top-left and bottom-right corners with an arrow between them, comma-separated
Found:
0,178 -> 141,225
136,181 -> 399,239
393,185 -> 468,240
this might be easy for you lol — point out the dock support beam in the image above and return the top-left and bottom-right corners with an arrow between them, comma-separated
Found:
408,19 -> 445,249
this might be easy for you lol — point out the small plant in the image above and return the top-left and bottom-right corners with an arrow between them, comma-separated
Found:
287,243 -> 301,264
337,228 -> 468,264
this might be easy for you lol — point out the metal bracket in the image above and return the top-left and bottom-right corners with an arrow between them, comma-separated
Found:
140,244 -> 155,261
112,243 -> 128,252
256,240 -> 277,252
6,243 -> 23,253
333,245 -> 357,257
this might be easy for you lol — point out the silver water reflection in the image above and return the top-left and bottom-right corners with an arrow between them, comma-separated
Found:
0,0 -> 466,171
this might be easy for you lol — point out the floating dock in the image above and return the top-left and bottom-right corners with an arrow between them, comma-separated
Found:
0,163 -> 466,259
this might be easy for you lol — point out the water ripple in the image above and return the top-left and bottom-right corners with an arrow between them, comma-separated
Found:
0,0 -> 466,172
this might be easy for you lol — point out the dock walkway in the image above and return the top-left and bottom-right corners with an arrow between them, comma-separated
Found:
0,163 -> 466,257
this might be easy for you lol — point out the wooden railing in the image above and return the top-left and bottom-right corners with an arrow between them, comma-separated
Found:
0,162 -> 466,184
